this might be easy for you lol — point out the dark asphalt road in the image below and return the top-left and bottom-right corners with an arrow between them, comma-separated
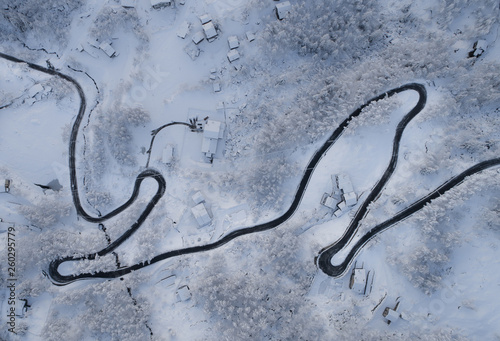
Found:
2,52 -> 497,285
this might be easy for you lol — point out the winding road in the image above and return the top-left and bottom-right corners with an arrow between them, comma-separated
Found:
1,52 -> 498,285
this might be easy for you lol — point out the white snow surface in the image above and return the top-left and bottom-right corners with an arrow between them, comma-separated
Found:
1,0 -> 500,340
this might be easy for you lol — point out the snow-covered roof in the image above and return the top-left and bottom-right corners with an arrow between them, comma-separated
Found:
349,268 -> 367,294
383,308 -> 400,323
333,208 -> 344,218
162,145 -> 174,164
192,191 -> 205,205
321,193 -> 337,209
337,200 -> 347,211
191,203 -> 211,226
121,0 -> 135,8
203,22 -> 217,40
192,31 -> 205,45
337,174 -> 354,194
199,14 -> 212,24
227,49 -> 240,62
177,21 -> 190,39
176,285 -> 191,301
344,192 -> 357,207
276,1 -> 291,20
201,137 -> 218,156
204,120 -> 224,139
99,42 -> 116,58
246,31 -> 255,42
160,274 -> 176,287
151,0 -> 171,9
228,36 -> 239,49
213,82 -> 221,93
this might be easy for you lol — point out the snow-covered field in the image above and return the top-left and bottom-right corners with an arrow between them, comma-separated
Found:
1,0 -> 500,340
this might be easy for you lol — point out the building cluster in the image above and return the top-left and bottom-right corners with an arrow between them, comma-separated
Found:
321,174 -> 358,217
190,191 -> 211,227
192,14 -> 218,45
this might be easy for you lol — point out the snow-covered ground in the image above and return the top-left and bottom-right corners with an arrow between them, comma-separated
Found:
1,0 -> 500,340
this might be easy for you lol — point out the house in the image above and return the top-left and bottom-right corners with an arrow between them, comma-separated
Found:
349,263 -> 374,296
201,119 -> 225,159
151,0 -> 172,10
344,191 -> 357,207
228,36 -> 239,49
162,145 -> 174,164
383,307 -> 401,325
176,285 -> 191,302
383,300 -> 401,325
199,14 -> 212,24
177,21 -> 190,39
99,42 -> 117,58
349,267 -> 367,295
336,174 -> 357,207
191,202 -> 211,227
192,191 -> 205,205
121,0 -> 135,8
203,21 -> 217,41
246,31 -> 255,42
337,174 -> 354,194
192,31 -> 205,45
227,49 -> 240,62
275,1 -> 291,20
320,193 -> 337,209
213,82 -> 221,93
158,274 -> 176,287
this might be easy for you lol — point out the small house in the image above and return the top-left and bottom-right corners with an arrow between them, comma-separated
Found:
203,22 -> 217,41
344,192 -> 357,207
349,267 -> 367,295
159,274 -> 176,287
320,193 -> 337,209
191,202 -> 211,227
121,0 -> 135,8
99,42 -> 117,58
204,120 -> 224,139
192,191 -> 205,205
275,1 -> 291,20
337,174 -> 354,194
213,82 -> 221,93
227,49 -> 240,62
383,307 -> 401,325
201,119 -> 225,160
199,14 -> 212,24
176,285 -> 191,302
192,31 -> 205,45
151,0 -> 172,10
177,21 -> 190,39
246,31 -> 255,42
336,174 -> 357,208
228,36 -> 239,49
383,300 -> 401,325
